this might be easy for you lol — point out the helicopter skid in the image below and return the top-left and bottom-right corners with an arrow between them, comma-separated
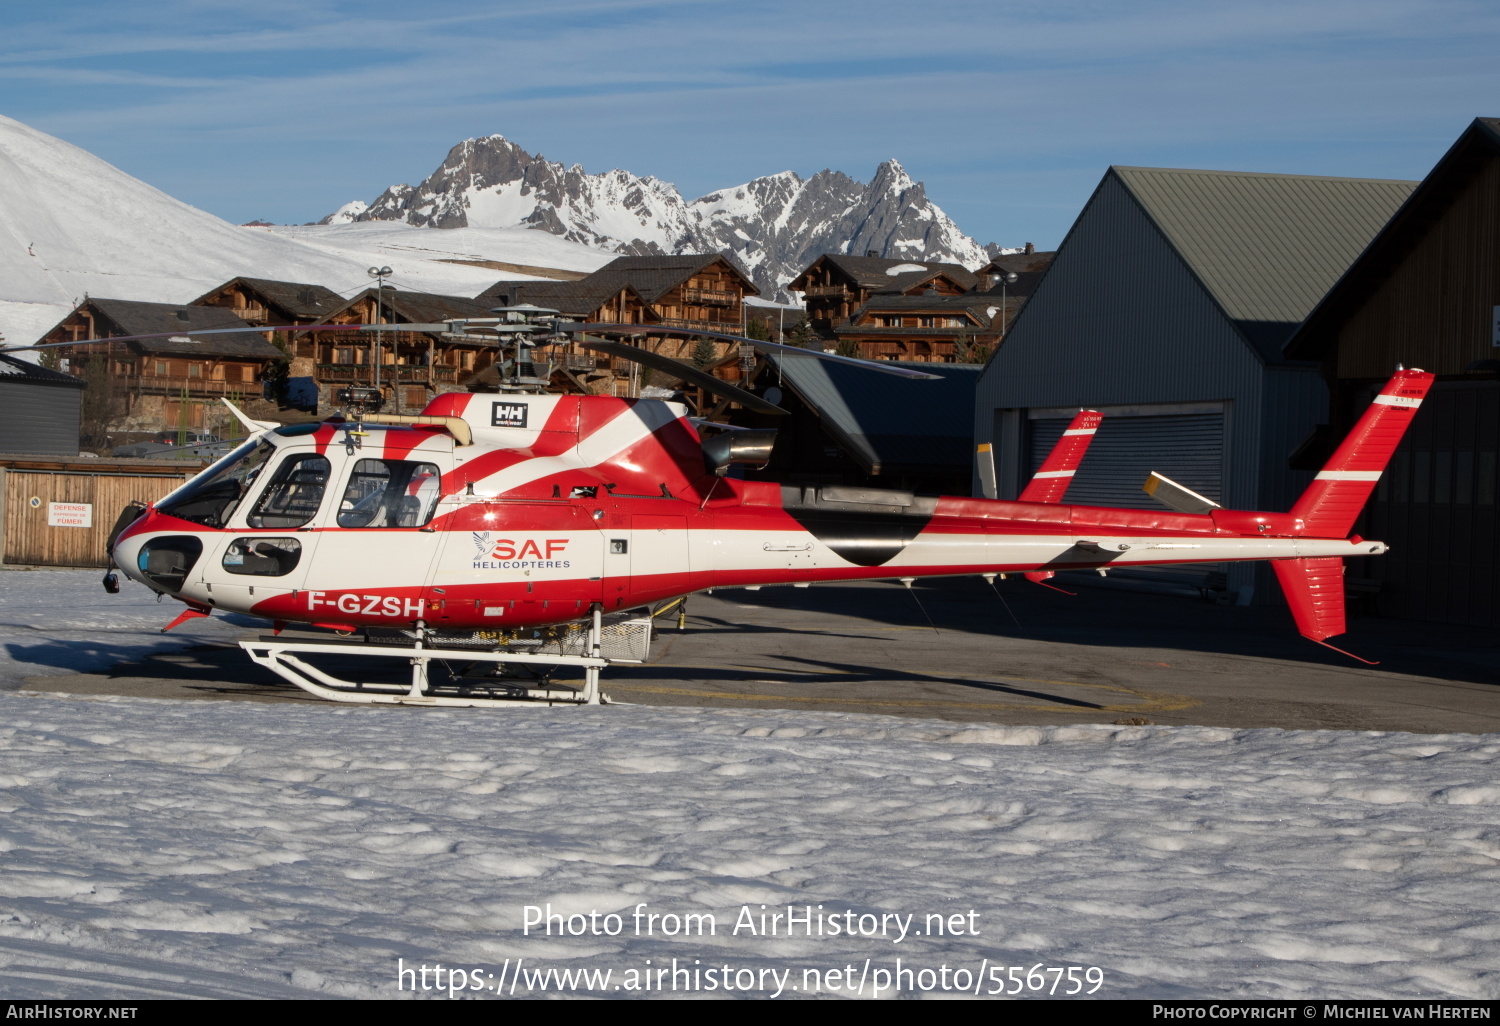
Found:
240,639 -> 612,708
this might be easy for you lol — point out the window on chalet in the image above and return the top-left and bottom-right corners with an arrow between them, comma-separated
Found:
918,316 -> 934,327
879,316 -> 902,327
188,363 -> 202,378
154,361 -> 168,376
942,316 -> 968,327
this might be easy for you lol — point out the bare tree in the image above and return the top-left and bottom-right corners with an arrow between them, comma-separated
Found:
79,356 -> 123,451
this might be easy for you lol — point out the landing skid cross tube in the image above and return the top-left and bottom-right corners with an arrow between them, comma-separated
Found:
241,607 -> 620,708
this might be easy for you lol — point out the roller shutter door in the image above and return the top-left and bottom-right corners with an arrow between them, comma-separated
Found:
1363,381 -> 1500,628
1027,409 -> 1226,589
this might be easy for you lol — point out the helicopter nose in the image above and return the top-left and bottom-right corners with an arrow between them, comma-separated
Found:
108,508 -> 206,594
111,529 -> 146,584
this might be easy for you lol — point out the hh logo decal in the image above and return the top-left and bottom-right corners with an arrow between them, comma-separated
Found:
491,401 -> 528,428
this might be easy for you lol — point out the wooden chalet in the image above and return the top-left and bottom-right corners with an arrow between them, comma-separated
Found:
276,288 -> 499,414
838,290 -> 1003,362
476,279 -> 661,392
37,298 -> 282,436
578,254 -> 758,358
474,254 -> 758,395
787,254 -> 978,336
193,277 -> 346,328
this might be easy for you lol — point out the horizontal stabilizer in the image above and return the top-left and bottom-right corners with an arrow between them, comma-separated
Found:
1143,471 -> 1222,514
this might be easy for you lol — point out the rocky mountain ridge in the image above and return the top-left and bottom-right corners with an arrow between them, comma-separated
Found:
326,135 -> 1001,298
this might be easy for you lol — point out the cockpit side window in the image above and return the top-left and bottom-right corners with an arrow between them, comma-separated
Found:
337,459 -> 442,528
247,454 -> 331,529
156,440 -> 275,527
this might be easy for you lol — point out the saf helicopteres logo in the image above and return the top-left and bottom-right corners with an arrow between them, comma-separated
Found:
471,532 -> 571,570
491,401 -> 528,428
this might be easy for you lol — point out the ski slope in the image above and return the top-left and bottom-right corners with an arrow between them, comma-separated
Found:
0,116 -> 609,347
0,571 -> 1495,1000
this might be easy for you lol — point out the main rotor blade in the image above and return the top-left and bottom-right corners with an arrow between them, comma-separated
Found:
579,342 -> 787,415
573,323 -> 946,380
1,322 -> 430,353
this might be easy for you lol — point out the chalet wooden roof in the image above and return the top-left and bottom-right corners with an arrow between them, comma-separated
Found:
193,277 -> 346,320
323,288 -> 495,327
70,299 -> 283,359
0,352 -> 86,389
583,254 -> 759,302
975,251 -> 1055,276
875,269 -> 973,296
789,255 -> 980,293
476,279 -> 660,319
856,292 -> 999,314
1285,117 -> 1500,362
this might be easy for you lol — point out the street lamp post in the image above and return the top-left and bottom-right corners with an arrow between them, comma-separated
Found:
999,270 -> 1019,339
367,265 -> 392,405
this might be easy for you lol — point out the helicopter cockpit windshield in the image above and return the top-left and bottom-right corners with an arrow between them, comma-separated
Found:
156,439 -> 276,527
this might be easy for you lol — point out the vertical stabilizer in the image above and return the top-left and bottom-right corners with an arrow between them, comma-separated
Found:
1019,410 -> 1102,503
1272,557 -> 1375,663
1290,369 -> 1433,537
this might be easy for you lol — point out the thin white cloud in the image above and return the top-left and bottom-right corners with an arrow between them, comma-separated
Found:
4,0 -> 1495,244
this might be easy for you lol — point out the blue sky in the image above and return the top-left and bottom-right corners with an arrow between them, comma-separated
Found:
3,0 -> 1497,249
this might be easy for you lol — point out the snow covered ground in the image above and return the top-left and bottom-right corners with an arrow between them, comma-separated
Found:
260,221 -> 614,297
0,572 -> 1497,1000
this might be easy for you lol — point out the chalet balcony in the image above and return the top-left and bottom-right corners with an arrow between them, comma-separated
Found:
551,353 -> 601,371
681,287 -> 737,307
117,374 -> 260,398
315,364 -> 462,385
658,318 -> 744,334
803,285 -> 851,299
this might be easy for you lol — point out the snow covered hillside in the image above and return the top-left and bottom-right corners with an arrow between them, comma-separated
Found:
0,572 -> 1496,1000
0,117 -> 611,347
337,135 -> 992,300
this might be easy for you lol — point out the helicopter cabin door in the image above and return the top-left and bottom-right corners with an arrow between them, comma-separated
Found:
196,449 -> 329,616
428,500 -> 604,628
622,514 -> 690,606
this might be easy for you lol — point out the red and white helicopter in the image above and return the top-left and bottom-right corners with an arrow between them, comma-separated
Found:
13,311 -> 1432,707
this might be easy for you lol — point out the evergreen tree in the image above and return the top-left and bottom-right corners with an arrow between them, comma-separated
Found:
743,317 -> 772,342
691,336 -> 717,368
835,338 -> 862,359
786,321 -> 821,349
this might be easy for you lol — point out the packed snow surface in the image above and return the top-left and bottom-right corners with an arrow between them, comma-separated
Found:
0,573 -> 1497,1000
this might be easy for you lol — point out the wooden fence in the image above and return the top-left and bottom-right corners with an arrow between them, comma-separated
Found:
1,459 -> 199,568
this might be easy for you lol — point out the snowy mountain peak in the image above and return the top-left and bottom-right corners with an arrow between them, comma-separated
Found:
338,136 -> 991,298
317,200 -> 368,225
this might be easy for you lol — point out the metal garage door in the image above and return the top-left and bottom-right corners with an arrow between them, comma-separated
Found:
1363,380 -> 1499,628
1027,407 -> 1226,589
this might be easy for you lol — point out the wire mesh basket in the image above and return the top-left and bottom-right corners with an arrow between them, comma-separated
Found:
437,615 -> 653,661
537,616 -> 653,661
